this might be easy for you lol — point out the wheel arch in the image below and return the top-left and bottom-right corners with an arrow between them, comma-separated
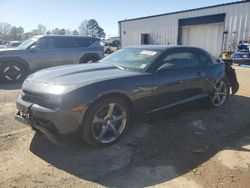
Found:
79,53 -> 101,63
96,92 -> 133,111
82,91 -> 134,124
0,57 -> 30,73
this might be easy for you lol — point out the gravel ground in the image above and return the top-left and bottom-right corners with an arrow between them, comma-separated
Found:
0,66 -> 249,188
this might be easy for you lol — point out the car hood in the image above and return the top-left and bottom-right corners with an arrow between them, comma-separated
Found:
0,48 -> 24,55
24,63 -> 141,94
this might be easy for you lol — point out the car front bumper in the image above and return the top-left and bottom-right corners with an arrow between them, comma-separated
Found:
233,58 -> 250,64
16,95 -> 84,139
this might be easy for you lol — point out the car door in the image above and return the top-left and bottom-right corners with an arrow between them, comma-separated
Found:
28,37 -> 62,71
53,37 -> 77,65
151,50 -> 207,111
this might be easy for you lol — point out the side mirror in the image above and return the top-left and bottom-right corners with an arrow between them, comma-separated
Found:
157,63 -> 176,72
30,45 -> 38,52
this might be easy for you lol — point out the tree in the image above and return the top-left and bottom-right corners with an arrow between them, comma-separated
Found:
23,32 -> 33,40
65,29 -> 72,35
86,19 -> 106,39
97,27 -> 106,39
8,26 -> 17,40
78,20 -> 88,36
31,29 -> 39,36
86,19 -> 98,37
59,29 -> 65,35
0,22 -> 12,40
51,28 -> 61,35
8,26 -> 24,40
17,27 -> 24,40
51,28 -> 66,35
73,30 -> 79,35
37,24 -> 46,35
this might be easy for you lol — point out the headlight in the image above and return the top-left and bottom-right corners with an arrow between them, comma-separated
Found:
23,79 -> 76,95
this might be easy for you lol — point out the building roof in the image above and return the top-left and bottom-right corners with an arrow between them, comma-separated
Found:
119,1 -> 249,23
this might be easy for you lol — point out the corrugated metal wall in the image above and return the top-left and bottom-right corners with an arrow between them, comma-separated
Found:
181,23 -> 225,56
120,2 -> 250,53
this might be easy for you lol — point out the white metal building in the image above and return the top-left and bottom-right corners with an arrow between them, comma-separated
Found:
118,1 -> 250,57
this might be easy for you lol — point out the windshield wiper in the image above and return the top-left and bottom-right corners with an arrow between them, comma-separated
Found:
114,65 -> 125,71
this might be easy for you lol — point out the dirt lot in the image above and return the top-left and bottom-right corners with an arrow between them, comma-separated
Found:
0,66 -> 250,188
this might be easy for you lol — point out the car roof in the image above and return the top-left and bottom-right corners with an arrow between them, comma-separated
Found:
9,41 -> 21,44
124,45 -> 206,51
37,35 -> 99,40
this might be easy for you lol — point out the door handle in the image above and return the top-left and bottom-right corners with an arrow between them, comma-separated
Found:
197,72 -> 203,76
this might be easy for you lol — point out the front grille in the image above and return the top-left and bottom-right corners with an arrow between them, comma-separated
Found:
22,90 -> 45,104
22,90 -> 57,109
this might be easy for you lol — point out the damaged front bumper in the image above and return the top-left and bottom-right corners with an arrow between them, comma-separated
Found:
15,111 -> 59,144
15,94 -> 83,143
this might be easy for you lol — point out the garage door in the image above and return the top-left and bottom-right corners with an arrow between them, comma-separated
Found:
181,23 -> 224,57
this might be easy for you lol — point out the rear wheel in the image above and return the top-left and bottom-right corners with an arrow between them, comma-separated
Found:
82,97 -> 130,147
0,61 -> 27,83
105,48 -> 111,54
80,55 -> 99,64
208,78 -> 229,108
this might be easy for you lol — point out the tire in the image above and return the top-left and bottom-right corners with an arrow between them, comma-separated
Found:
80,55 -> 99,64
82,97 -> 131,147
207,78 -> 230,108
0,61 -> 27,83
105,49 -> 111,54
233,60 -> 241,66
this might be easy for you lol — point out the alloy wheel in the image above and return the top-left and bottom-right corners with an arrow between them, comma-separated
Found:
3,65 -> 22,81
91,103 -> 127,144
211,80 -> 228,107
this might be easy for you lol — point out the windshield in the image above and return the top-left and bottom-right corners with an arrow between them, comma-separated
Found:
100,48 -> 161,71
16,36 -> 40,50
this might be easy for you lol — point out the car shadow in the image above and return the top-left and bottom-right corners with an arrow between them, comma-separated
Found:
29,95 -> 250,187
0,82 -> 22,90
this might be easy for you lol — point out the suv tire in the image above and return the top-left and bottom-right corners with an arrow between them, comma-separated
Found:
0,61 -> 27,83
80,54 -> 100,64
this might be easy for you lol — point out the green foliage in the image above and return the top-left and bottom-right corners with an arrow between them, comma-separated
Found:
78,20 -> 88,36
37,24 -> 46,35
8,26 -> 24,40
1,19 -> 106,41
0,22 -> 12,40
85,19 -> 106,39
73,30 -> 79,35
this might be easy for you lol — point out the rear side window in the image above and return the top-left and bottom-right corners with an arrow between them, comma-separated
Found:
163,52 -> 199,69
54,38 -> 74,48
199,53 -> 212,65
54,37 -> 98,48
77,38 -> 97,47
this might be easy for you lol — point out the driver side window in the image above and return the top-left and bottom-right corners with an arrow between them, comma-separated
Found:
162,52 -> 199,69
38,38 -> 55,49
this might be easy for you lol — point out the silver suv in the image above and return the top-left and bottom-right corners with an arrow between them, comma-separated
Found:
0,35 -> 104,83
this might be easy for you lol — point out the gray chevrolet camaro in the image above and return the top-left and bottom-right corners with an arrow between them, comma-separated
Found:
15,45 -> 239,146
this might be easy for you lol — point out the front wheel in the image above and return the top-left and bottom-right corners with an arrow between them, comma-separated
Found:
208,78 -> 229,108
82,97 -> 130,147
0,61 -> 27,83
